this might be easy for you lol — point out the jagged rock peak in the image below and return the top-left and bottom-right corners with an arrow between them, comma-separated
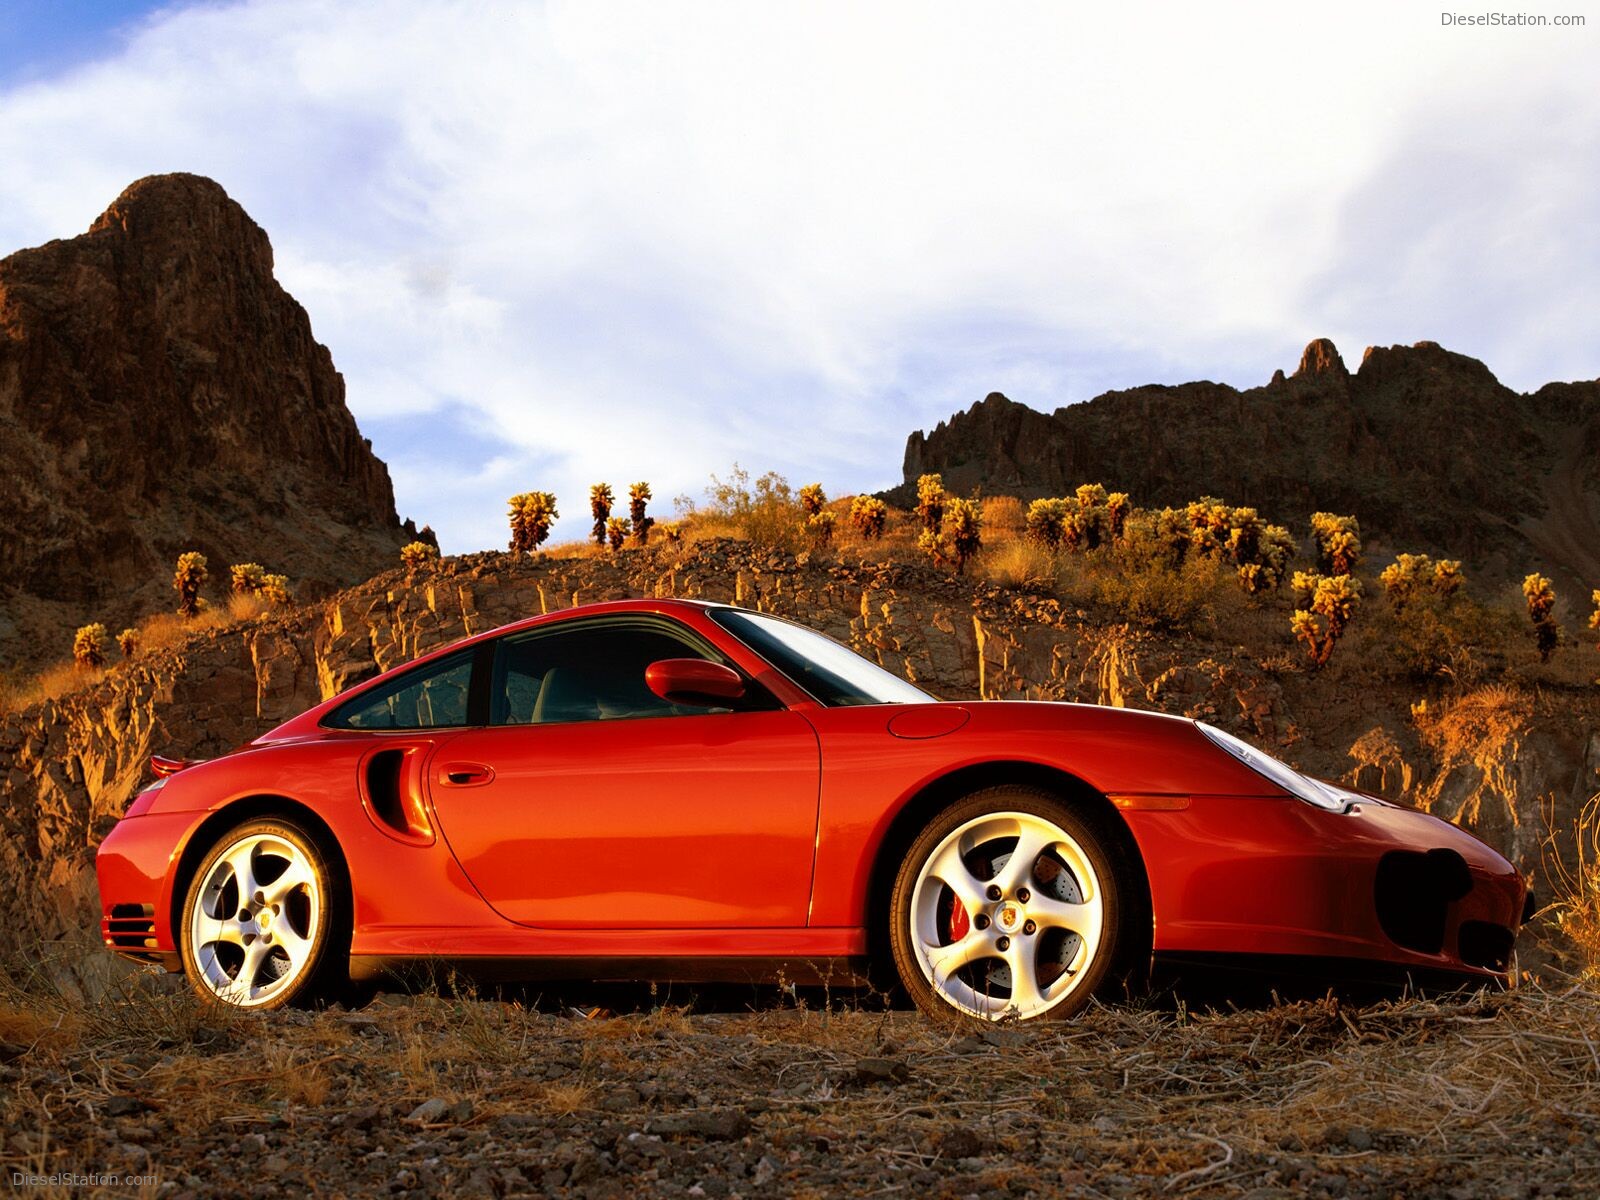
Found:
1294,337 -> 1348,379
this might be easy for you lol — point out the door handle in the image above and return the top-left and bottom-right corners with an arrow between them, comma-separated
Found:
439,762 -> 495,787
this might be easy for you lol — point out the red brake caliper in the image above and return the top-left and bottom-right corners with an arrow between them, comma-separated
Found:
948,890 -> 970,942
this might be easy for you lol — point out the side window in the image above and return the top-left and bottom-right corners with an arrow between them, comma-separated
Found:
491,622 -> 728,725
329,648 -> 475,730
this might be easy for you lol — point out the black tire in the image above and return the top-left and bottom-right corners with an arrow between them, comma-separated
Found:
888,785 -> 1145,1022
178,817 -> 350,1010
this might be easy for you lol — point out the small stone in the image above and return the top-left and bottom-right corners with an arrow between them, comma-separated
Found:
853,1056 -> 910,1084
1345,1127 -> 1374,1151
647,1110 -> 752,1140
408,1098 -> 449,1123
106,1095 -> 152,1117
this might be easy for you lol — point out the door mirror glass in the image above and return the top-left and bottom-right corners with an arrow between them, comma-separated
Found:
645,658 -> 746,707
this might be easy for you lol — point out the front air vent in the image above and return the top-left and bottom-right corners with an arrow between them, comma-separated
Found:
107,903 -> 157,949
1458,921 -> 1515,972
1374,848 -> 1473,955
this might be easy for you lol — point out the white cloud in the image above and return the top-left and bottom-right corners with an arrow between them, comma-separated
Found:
1,0 -> 1595,549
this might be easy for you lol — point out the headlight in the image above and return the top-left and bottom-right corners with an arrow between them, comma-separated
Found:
1197,723 -> 1350,812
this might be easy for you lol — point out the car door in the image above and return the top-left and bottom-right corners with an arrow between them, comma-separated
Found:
429,616 -> 822,929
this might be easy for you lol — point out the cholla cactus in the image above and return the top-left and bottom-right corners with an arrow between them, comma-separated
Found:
172,552 -> 208,618
1291,569 -> 1320,611
916,527 -> 946,567
1290,573 -> 1362,668
1380,553 -> 1465,610
915,474 -> 946,535
849,495 -> 888,539
1310,512 -> 1362,576
629,482 -> 653,546
1025,498 -> 1071,549
73,623 -> 107,670
589,484 -> 614,547
799,483 -> 826,517
807,509 -> 837,548
945,497 -> 982,574
118,628 -> 138,659
509,491 -> 559,555
606,516 -> 630,551
1237,524 -> 1296,594
261,574 -> 291,606
1522,573 -> 1559,662
401,541 -> 438,572
1589,589 -> 1600,657
1106,492 -> 1131,542
230,562 -> 266,595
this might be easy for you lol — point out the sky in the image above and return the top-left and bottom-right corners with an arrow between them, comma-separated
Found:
0,1 -> 1596,552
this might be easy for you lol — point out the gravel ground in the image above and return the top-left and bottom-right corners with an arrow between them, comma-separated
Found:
2,978 -> 1598,1199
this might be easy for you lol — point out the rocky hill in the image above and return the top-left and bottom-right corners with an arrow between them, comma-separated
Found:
0,173 -> 421,670
2,540 -> 1595,969
899,340 -> 1600,595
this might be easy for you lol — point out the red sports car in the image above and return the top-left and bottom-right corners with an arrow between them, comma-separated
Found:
96,599 -> 1528,1020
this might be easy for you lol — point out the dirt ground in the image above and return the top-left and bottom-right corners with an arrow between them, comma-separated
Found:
2,974 -> 1597,1200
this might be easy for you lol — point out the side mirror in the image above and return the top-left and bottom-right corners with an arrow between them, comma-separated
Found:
645,658 -> 746,707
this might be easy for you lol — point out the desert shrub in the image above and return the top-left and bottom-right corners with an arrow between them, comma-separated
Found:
117,628 -> 138,659
799,483 -> 826,517
945,498 -> 982,574
982,538 -> 1057,589
699,464 -> 804,550
915,474 -> 946,535
589,483 -> 614,546
227,591 -> 271,621
1090,544 -> 1219,632
172,551 -> 208,618
849,495 -> 888,539
1522,573 -> 1559,662
1106,492 -> 1130,541
73,623 -> 107,669
659,521 -> 684,545
980,495 -> 1025,537
1290,572 -> 1362,667
229,562 -> 266,595
605,516 -> 630,551
1380,553 -> 1464,609
508,491 -> 559,555
1310,512 -> 1362,576
1380,588 -> 1515,681
1588,590 -> 1600,659
1544,793 -> 1600,979
629,482 -> 653,545
401,541 -> 439,572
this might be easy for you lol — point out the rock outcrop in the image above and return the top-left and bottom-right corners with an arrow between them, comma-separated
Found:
900,340 -> 1600,593
2,541 -> 1595,966
0,173 -> 419,669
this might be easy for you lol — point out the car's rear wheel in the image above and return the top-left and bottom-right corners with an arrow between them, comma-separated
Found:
179,818 -> 345,1009
889,786 -> 1137,1022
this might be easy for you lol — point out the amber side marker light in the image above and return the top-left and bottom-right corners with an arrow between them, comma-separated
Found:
1108,794 -> 1191,812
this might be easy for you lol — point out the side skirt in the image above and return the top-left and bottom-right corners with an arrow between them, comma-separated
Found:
348,954 -> 875,989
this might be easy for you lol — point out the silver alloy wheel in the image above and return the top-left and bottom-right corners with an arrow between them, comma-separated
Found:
908,810 -> 1105,1020
189,832 -> 321,1007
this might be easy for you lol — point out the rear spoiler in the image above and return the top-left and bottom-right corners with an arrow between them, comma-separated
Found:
150,755 -> 204,779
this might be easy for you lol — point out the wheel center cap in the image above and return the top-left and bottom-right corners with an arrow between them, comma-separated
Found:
994,903 -> 1022,933
258,909 -> 271,930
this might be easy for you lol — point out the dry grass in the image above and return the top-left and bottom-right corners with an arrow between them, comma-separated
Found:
0,967 -> 1596,1196
1543,793 -> 1600,980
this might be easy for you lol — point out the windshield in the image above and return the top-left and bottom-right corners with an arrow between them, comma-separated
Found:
710,609 -> 933,707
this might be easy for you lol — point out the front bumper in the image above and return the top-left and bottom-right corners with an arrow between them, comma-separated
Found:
1123,794 -> 1526,984
94,810 -> 201,968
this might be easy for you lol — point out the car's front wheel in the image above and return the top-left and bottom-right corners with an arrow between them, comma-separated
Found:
889,787 -> 1138,1022
179,818 -> 345,1009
